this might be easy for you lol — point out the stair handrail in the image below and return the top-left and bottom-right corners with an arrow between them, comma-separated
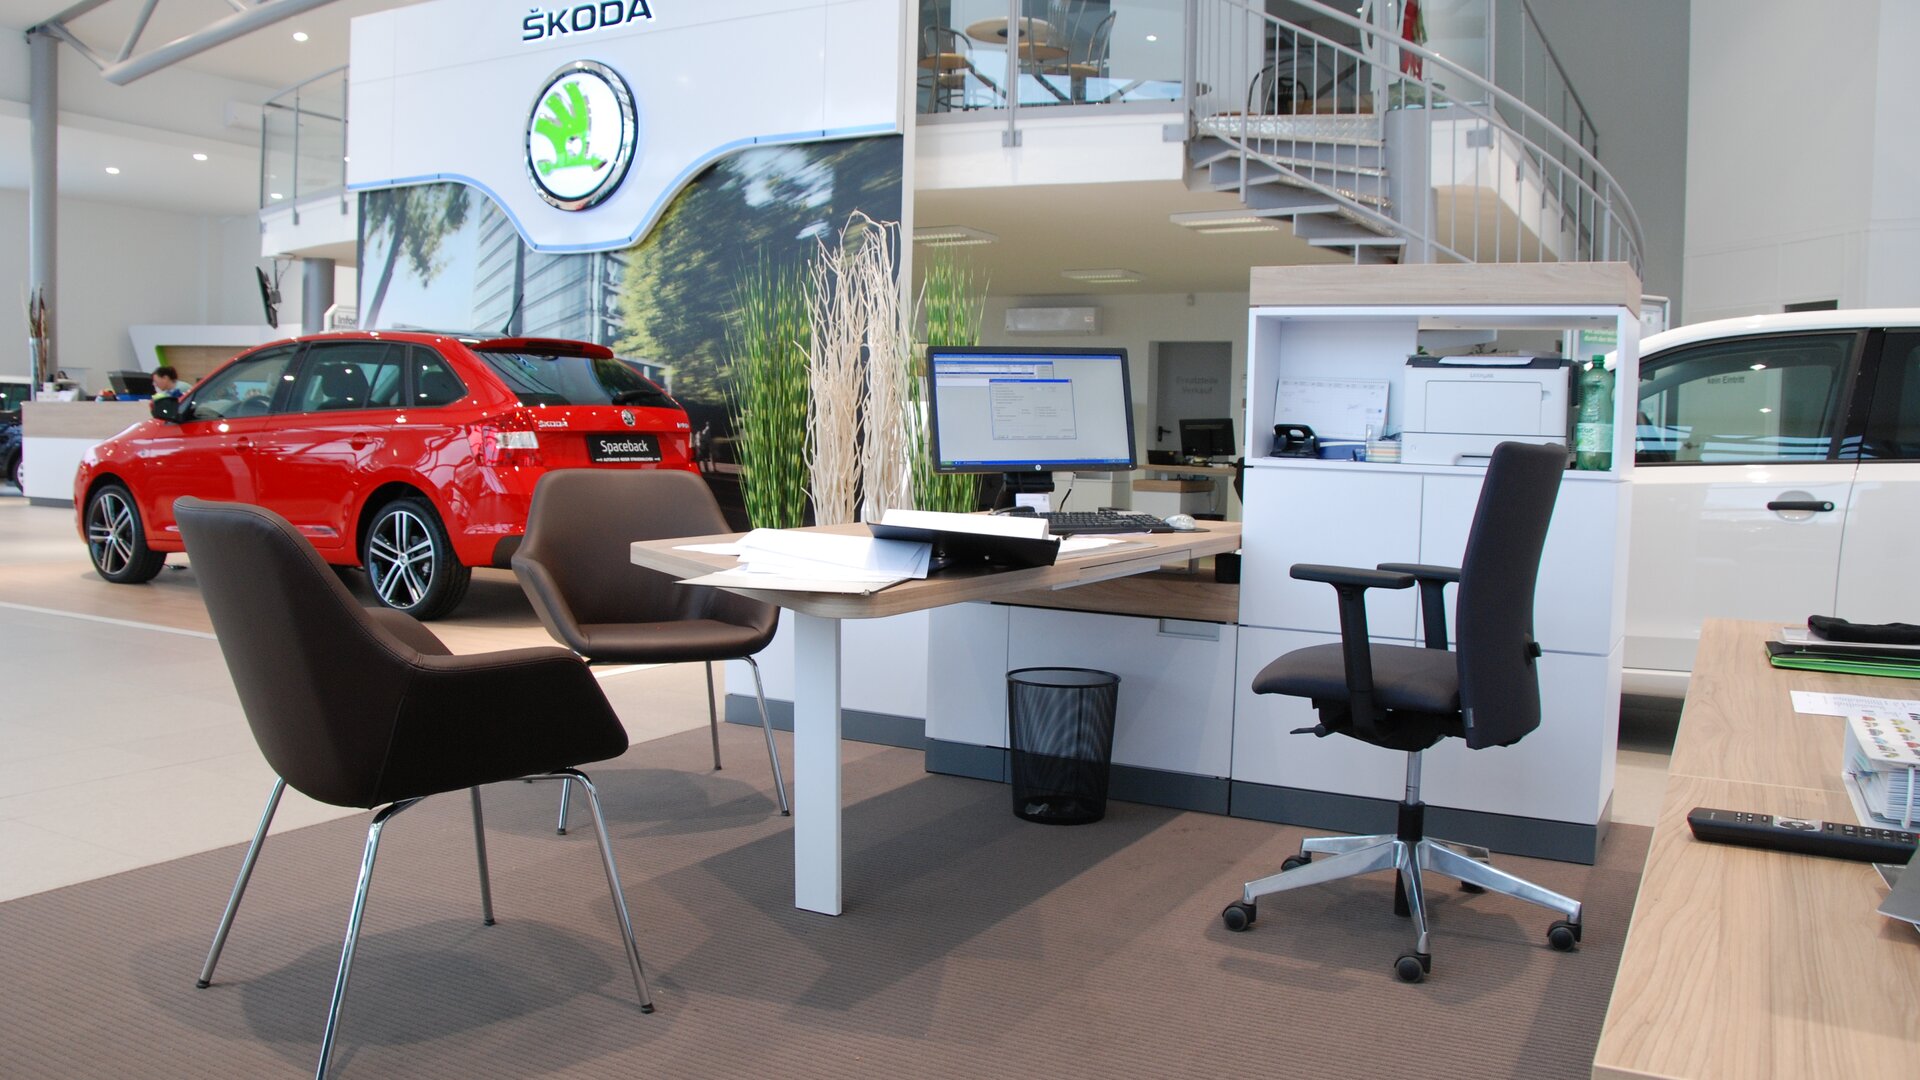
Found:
1190,0 -> 1644,272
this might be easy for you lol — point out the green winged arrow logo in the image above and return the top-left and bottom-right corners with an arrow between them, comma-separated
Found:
533,81 -> 606,176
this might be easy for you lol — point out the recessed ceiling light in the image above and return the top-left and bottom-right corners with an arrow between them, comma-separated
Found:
1146,34 -> 1159,42
270,192 -> 284,200
292,31 -> 309,42
1061,268 -> 1142,284
913,225 -> 998,247
104,166 -> 120,175
192,152 -> 208,162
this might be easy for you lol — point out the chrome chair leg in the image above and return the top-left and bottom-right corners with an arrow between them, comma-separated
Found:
1241,838 -> 1398,903
746,657 -> 790,816
555,777 -> 572,836
1397,841 -> 1431,958
469,787 -> 495,926
197,776 -> 287,988
704,660 -> 723,771
541,769 -> 655,1012
1301,832 -> 1392,857
315,798 -> 419,1080
1420,840 -> 1582,924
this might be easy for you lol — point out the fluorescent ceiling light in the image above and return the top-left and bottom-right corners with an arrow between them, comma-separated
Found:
1170,210 -> 1276,229
913,225 -> 998,247
1193,224 -> 1284,235
1061,268 -> 1142,284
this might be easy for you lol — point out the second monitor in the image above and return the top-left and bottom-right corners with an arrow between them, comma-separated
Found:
1179,417 -> 1236,461
925,345 -> 1136,495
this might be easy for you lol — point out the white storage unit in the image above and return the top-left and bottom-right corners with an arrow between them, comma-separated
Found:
1235,264 -> 1642,860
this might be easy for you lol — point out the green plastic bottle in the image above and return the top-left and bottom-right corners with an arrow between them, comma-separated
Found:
1574,354 -> 1614,470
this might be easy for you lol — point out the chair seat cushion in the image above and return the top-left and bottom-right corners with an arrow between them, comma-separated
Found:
576,619 -> 769,665
1252,643 -> 1460,714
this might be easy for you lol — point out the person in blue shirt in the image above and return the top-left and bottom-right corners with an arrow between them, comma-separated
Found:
151,366 -> 192,399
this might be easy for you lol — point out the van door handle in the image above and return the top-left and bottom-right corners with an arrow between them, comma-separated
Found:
1766,499 -> 1834,512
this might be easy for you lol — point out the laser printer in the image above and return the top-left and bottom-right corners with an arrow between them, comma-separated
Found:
1399,356 -> 1569,466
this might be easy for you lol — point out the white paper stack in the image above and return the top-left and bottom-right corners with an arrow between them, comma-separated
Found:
677,528 -> 931,595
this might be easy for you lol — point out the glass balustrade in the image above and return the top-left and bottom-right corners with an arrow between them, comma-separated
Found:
260,66 -> 348,212
917,0 -> 1185,115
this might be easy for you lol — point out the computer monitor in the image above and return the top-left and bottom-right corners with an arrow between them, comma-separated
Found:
926,345 -> 1136,493
108,371 -> 156,397
1179,417 -> 1236,460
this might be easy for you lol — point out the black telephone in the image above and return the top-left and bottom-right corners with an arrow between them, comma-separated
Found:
1271,423 -> 1319,457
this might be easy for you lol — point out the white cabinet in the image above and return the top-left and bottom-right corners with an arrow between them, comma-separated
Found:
1235,264 -> 1642,849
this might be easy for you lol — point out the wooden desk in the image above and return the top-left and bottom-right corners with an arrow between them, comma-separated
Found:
634,521 -> 1241,916
1592,619 -> 1920,1079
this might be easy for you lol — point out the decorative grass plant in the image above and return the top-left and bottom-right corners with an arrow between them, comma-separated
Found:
911,249 -> 986,513
806,219 -> 868,526
727,260 -> 812,529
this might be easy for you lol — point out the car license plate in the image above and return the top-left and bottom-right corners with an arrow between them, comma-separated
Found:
587,433 -> 661,463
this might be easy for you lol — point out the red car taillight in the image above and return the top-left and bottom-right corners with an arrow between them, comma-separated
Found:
470,422 -> 543,467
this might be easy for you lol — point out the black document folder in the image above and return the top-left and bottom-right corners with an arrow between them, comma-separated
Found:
866,522 -> 1060,571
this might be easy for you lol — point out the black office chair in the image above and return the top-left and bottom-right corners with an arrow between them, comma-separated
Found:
513,468 -> 789,833
175,498 -> 654,1079
1222,441 -> 1582,982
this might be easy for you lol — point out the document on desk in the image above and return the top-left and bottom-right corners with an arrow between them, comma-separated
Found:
676,527 -> 932,594
1791,691 -> 1920,719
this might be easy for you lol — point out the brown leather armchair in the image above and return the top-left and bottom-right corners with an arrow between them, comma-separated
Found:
175,497 -> 654,1079
512,468 -> 789,833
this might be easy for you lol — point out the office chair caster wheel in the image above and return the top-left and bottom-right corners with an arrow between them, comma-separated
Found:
1281,854 -> 1312,872
1222,901 -> 1257,932
1395,953 -> 1430,983
1546,920 -> 1581,951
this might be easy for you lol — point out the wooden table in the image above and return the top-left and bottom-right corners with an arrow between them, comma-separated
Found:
633,521 -> 1242,916
1592,619 -> 1920,1079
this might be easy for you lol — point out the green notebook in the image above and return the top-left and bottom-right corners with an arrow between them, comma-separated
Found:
1765,640 -> 1920,680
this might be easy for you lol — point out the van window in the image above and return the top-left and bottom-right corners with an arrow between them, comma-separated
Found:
1635,333 -> 1854,464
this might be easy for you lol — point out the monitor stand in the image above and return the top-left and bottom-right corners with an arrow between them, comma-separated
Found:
994,471 -> 1055,511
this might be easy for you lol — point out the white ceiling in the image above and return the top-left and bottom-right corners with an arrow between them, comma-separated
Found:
0,1 -> 1334,295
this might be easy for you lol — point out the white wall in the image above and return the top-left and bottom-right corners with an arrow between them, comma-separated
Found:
0,189 -> 264,390
1685,0 -> 1917,320
981,289 -> 1251,454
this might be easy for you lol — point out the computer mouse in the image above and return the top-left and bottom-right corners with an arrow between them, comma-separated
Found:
1165,514 -> 1199,531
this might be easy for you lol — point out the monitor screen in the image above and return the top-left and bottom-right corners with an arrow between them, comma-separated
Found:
1179,417 -> 1236,459
926,346 -> 1136,474
108,371 -> 156,397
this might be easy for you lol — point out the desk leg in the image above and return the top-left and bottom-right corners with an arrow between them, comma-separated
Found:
791,611 -> 843,915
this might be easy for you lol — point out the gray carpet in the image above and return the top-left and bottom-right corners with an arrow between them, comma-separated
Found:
0,724 -> 1648,1079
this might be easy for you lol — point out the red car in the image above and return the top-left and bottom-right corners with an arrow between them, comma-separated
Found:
75,332 -> 694,619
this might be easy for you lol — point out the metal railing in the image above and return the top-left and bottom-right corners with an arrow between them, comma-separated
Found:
1188,0 -> 1643,272
260,64 -> 348,221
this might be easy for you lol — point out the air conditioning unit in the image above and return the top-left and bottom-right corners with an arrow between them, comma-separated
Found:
1004,307 -> 1100,334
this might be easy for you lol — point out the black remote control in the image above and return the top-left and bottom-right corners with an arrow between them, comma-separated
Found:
1687,807 -> 1920,863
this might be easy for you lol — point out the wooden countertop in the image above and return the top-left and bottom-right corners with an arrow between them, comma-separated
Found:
1250,262 -> 1641,314
1591,619 -> 1920,1080
632,521 -> 1241,622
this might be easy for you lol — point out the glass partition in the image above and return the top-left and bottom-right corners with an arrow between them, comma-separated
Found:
917,0 -> 1185,115
260,67 -> 348,211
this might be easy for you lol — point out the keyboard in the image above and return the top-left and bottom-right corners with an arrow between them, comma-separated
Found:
1036,510 -> 1177,536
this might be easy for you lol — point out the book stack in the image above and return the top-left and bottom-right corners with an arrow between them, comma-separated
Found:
1766,626 -> 1920,679
1843,712 -> 1920,829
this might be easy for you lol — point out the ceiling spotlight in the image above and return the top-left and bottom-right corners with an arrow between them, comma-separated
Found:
292,31 -> 309,42
104,166 -> 121,175
192,152 -> 209,162
270,192 -> 285,200
913,225 -> 998,247
1061,268 -> 1142,284
1146,34 -> 1159,42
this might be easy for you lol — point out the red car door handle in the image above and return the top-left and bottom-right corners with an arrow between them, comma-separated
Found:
1767,499 -> 1835,512
235,437 -> 253,452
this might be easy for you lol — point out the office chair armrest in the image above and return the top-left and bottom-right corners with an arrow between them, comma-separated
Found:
1290,565 -> 1414,742
1377,563 -> 1460,650
1289,564 -> 1416,591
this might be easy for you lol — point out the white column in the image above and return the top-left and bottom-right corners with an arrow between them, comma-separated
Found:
790,611 -> 844,915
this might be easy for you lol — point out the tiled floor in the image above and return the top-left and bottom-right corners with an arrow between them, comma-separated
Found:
0,493 -> 1679,903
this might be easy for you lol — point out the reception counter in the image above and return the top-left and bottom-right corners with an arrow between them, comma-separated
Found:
20,400 -> 150,505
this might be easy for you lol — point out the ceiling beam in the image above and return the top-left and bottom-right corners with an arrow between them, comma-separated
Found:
31,0 -> 343,85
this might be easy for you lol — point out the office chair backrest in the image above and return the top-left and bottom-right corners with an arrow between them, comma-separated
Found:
175,497 -> 424,807
517,468 -> 775,635
1453,441 -> 1565,749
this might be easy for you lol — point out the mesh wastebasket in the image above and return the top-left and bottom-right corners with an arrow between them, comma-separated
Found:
1006,667 -> 1120,825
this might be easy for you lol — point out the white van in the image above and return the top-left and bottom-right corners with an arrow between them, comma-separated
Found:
1625,309 -> 1920,696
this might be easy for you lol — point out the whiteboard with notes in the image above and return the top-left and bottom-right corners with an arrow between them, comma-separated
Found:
1274,378 -> 1390,440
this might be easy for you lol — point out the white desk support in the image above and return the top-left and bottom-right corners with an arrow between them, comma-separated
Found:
632,523 -> 1242,915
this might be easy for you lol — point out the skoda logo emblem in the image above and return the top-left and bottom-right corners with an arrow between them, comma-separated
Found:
526,60 -> 637,211
620,409 -> 635,427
